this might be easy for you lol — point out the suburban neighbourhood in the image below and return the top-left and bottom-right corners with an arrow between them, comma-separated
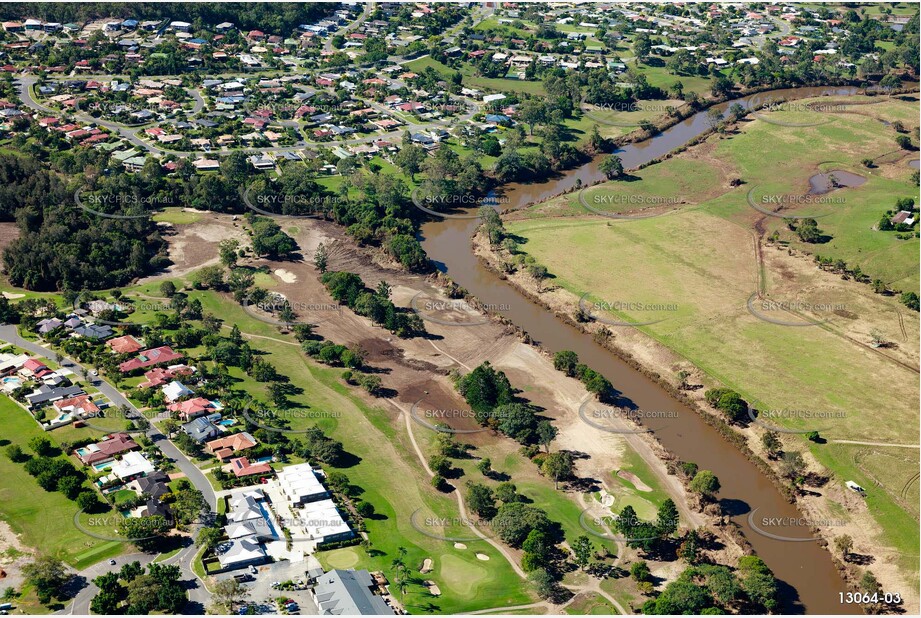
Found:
0,1 -> 918,617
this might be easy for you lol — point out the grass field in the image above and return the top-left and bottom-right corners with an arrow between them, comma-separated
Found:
505,95 -> 920,580
152,208 -> 203,225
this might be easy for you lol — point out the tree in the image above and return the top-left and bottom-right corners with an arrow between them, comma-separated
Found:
5,444 -> 27,462
393,144 -> 425,181
572,535 -> 594,570
492,502 -> 550,547
476,458 -> 492,476
527,568 -> 555,600
314,243 -> 329,274
211,578 -> 249,614
896,135 -> 912,150
689,470 -> 720,498
860,570 -> 881,595
355,500 -> 375,518
28,436 -> 54,456
599,155 -> 624,179
23,555 -> 68,604
536,421 -> 558,452
218,239 -> 240,268
428,454 -> 451,477
834,535 -> 853,561
466,482 -> 496,518
656,499 -> 679,536
761,431 -> 782,458
541,451 -> 574,488
159,281 -> 176,298
631,560 -> 651,581
495,482 -> 520,503
57,475 -> 83,500
553,350 -> 579,376
76,490 -> 100,512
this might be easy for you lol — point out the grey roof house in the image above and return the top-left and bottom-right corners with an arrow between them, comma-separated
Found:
312,569 -> 394,615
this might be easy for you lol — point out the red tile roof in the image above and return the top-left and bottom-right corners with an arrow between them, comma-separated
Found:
119,346 -> 183,373
229,456 -> 272,477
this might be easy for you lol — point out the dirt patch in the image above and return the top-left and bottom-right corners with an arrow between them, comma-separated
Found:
138,214 -> 248,284
0,520 -> 35,591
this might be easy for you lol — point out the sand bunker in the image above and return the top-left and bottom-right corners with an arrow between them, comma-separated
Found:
420,558 -> 433,573
274,268 -> 297,283
453,543 -> 467,550
476,553 -> 490,561
1,292 -> 24,299
618,470 -> 653,492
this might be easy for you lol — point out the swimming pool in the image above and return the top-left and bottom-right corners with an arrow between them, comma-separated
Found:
218,419 -> 235,426
93,461 -> 114,472
2,376 -> 21,384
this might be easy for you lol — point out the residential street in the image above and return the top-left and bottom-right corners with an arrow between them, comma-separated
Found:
0,324 -> 215,613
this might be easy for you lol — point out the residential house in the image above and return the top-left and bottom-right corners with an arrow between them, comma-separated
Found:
181,416 -> 221,443
119,346 -> 183,373
168,396 -> 217,421
275,462 -> 329,505
162,380 -> 195,402
111,451 -> 155,481
139,365 -> 195,388
76,433 -> 139,465
25,384 -> 83,409
205,431 -> 258,461
229,456 -> 272,478
107,335 -> 144,355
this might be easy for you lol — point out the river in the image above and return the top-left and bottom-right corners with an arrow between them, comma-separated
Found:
419,86 -> 868,614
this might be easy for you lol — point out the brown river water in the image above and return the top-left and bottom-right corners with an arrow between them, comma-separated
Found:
420,86 -> 868,614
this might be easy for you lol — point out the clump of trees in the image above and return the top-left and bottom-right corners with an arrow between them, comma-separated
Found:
321,271 -> 425,338
704,387 -> 749,423
90,562 -> 186,615
552,351 -> 613,399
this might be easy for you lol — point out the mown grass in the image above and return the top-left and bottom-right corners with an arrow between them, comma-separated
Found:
505,96 -> 920,578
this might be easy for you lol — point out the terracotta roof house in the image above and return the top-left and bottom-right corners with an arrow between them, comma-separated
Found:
53,394 -> 100,417
76,432 -> 139,465
168,396 -> 217,421
119,346 -> 183,373
107,334 -> 144,355
229,456 -> 272,478
139,365 -> 195,388
206,431 -> 258,461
